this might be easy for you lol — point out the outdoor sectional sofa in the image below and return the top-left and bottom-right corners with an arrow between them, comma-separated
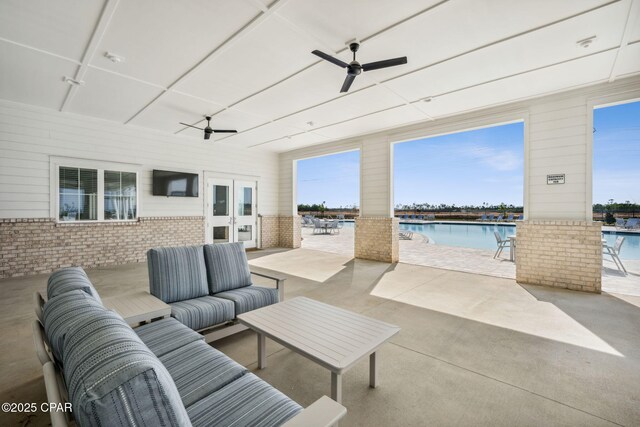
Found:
147,242 -> 283,341
32,258 -> 346,426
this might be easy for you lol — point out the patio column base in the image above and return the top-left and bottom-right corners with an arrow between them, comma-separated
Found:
515,220 -> 602,293
355,217 -> 399,263
259,215 -> 301,249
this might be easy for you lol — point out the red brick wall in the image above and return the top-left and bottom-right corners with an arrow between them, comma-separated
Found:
0,217 -> 205,279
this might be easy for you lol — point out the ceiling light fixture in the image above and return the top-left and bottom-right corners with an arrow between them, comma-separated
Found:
104,52 -> 125,63
576,36 -> 596,49
62,76 -> 85,86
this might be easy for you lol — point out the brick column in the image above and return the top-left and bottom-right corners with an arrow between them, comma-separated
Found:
278,216 -> 301,249
515,220 -> 602,293
355,217 -> 399,263
259,215 -> 280,248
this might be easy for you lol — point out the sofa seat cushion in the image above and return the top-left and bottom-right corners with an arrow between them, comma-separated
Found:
147,245 -> 209,303
187,372 -> 302,427
47,267 -> 102,305
160,340 -> 248,407
215,286 -> 279,315
203,243 -> 252,293
42,289 -> 106,363
135,317 -> 204,357
170,296 -> 235,330
63,308 -> 191,427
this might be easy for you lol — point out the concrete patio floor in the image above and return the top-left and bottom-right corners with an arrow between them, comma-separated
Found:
301,226 -> 640,296
2,248 -> 640,426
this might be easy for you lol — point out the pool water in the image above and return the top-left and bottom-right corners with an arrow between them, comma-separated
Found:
399,223 -> 515,251
337,221 -> 640,259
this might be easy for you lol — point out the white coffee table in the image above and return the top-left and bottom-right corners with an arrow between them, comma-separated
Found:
237,297 -> 400,403
103,291 -> 171,326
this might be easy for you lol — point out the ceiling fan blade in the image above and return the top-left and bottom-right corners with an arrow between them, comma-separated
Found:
312,50 -> 348,68
179,122 -> 204,130
211,129 -> 238,133
362,56 -> 407,72
340,74 -> 356,93
204,132 -> 211,140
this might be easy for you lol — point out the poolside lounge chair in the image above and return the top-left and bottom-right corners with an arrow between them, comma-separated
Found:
495,214 -> 504,222
624,218 -> 639,229
312,218 -> 326,235
493,231 -> 511,259
486,214 -> 495,222
410,214 -> 416,220
399,231 -> 413,240
402,214 -> 408,220
506,213 -> 514,221
327,219 -> 340,234
417,215 -> 424,220
603,236 -> 626,274
476,214 -> 487,221
615,218 -> 626,229
426,213 -> 436,220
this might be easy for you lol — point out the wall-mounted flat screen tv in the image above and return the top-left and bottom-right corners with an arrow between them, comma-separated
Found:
152,170 -> 199,197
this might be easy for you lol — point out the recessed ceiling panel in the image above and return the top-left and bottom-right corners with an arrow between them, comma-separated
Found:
614,42 -> 640,78
250,131 -> 330,152
276,0 -> 441,53
231,64 -> 351,120
216,121 -> 302,148
279,85 -> 412,129
130,91 -> 225,133
93,0 -> 259,87
419,50 -> 617,118
384,2 -> 628,101
67,68 -> 163,123
0,42 -> 78,110
354,0 -> 612,83
317,104 -> 426,140
0,0 -> 104,61
175,16 -> 320,107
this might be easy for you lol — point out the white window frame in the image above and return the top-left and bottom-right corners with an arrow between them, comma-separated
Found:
50,157 -> 142,223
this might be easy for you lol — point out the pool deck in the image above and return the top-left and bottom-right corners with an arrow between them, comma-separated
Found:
301,225 -> 640,296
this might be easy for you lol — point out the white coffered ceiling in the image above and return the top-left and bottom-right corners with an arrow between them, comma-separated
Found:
0,0 -> 638,152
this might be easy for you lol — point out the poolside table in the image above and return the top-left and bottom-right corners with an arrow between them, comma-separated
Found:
237,297 -> 400,404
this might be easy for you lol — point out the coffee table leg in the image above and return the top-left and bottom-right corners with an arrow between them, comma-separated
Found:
258,333 -> 266,369
370,352 -> 378,388
331,372 -> 342,403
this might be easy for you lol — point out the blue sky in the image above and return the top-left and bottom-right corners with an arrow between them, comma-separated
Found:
297,101 -> 639,208
593,101 -> 640,205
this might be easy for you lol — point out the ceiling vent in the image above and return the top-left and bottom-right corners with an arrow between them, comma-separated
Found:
62,76 -> 85,86
576,36 -> 596,49
104,52 -> 125,63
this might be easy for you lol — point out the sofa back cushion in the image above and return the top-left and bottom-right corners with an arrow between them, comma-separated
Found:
63,306 -> 192,427
42,290 -> 105,363
147,245 -> 209,303
47,267 -> 102,305
203,243 -> 252,293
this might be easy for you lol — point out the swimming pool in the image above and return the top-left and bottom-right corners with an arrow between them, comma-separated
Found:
397,222 -> 640,260
335,221 -> 640,259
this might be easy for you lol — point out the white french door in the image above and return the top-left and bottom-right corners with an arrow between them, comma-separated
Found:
206,178 -> 257,248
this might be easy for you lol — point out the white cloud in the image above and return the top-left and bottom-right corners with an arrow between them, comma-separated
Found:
456,144 -> 522,172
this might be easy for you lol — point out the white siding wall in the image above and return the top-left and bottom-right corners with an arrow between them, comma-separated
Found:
0,100 -> 279,219
279,76 -> 640,221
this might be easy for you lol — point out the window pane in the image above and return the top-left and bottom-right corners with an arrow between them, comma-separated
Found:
213,226 -> 229,243
237,187 -> 252,216
59,167 -> 97,221
79,168 -> 97,220
238,225 -> 252,242
105,170 -> 137,220
213,185 -> 229,216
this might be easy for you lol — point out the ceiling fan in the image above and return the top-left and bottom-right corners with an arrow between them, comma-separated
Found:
179,116 -> 237,140
312,42 -> 407,93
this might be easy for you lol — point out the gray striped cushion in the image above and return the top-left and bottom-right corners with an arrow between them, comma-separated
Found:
203,243 -> 252,293
215,286 -> 279,315
63,308 -> 191,427
170,296 -> 235,330
187,372 -> 302,427
47,267 -> 102,305
42,290 -> 105,363
135,317 -> 204,357
147,245 -> 209,303
160,340 -> 248,407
